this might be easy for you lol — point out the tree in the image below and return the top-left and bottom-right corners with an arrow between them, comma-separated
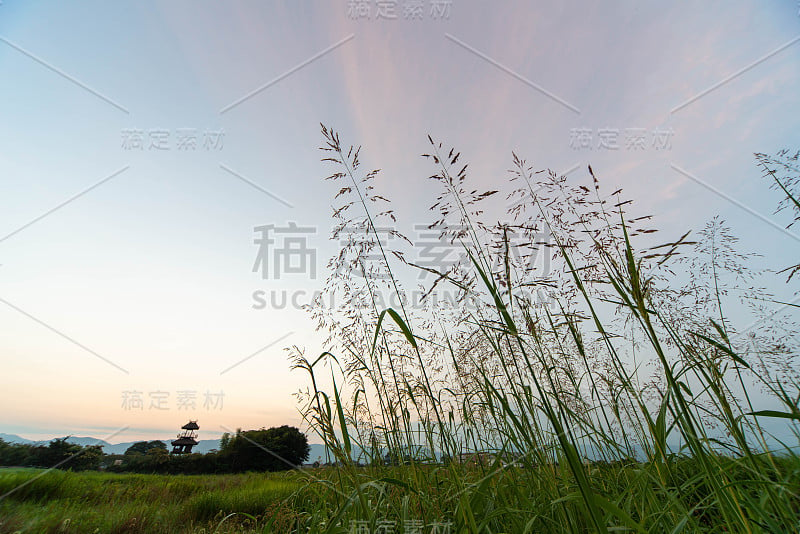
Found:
220,425 -> 309,472
124,440 -> 167,455
25,438 -> 103,471
0,438 -> 32,466
71,444 -> 104,471
220,432 -> 231,451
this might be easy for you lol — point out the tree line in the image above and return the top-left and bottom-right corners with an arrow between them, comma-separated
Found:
0,425 -> 309,474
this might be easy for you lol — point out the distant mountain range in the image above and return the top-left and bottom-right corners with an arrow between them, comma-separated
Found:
0,433 -> 221,455
0,432 -> 331,459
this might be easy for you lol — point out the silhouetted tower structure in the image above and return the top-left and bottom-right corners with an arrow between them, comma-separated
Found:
171,420 -> 199,454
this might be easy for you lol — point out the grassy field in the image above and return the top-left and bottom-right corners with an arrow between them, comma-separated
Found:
0,468 -> 306,533
2,456 -> 800,533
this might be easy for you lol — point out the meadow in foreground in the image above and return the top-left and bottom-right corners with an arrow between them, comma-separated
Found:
0,468 -> 305,533
3,456 -> 799,533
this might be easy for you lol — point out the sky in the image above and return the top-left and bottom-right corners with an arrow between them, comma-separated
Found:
0,1 -> 799,443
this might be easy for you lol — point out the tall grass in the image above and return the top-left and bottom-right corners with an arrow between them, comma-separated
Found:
3,137 -> 797,533
290,128 -> 800,532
